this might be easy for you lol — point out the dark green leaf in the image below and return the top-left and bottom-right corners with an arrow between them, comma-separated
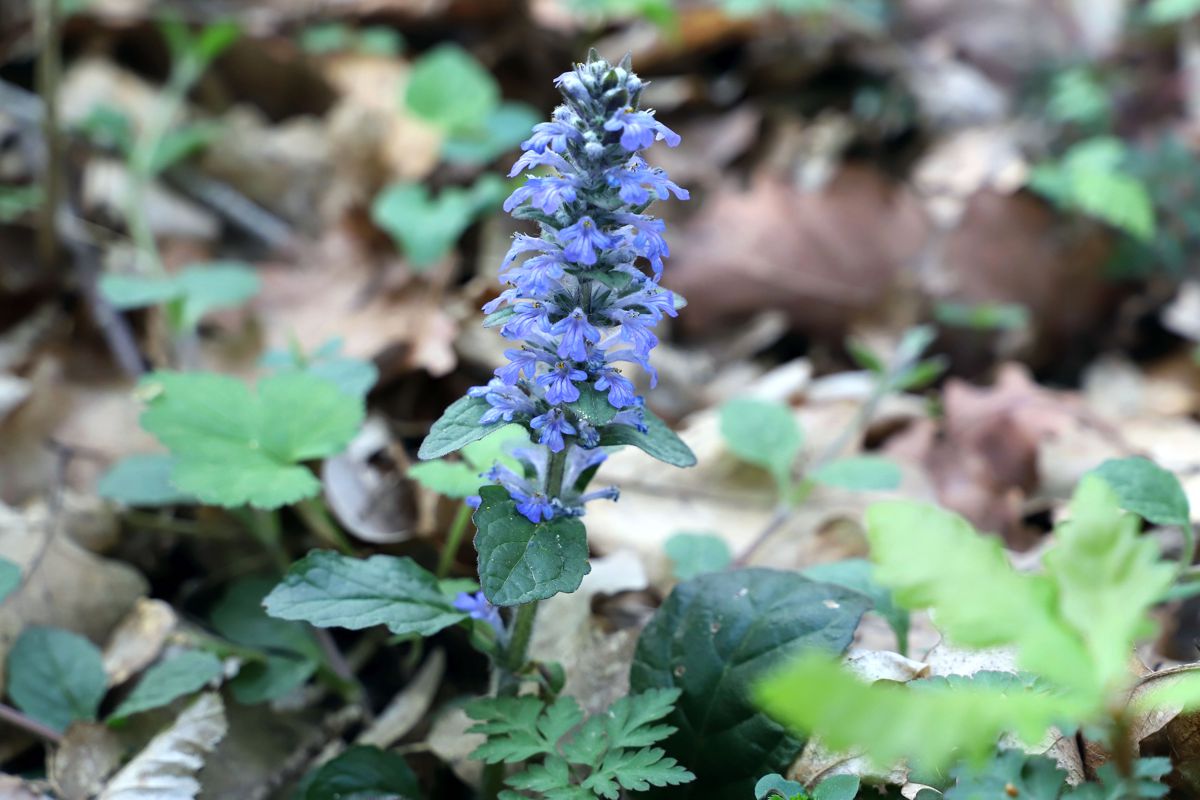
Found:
473,486 -> 590,606
263,551 -> 467,636
599,409 -> 697,468
568,385 -> 618,427
664,533 -> 732,581
629,569 -> 870,798
297,745 -> 420,800
754,774 -> 805,800
7,626 -> 107,732
814,775 -> 860,800
0,556 -> 19,604
230,656 -> 316,705
628,573 -> 873,796
802,558 -> 909,654
1092,457 -> 1190,527
108,651 -> 223,721
418,395 -> 509,460
97,454 -> 195,506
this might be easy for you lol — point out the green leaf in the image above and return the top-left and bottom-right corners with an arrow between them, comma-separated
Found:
101,274 -> 182,309
298,22 -> 354,53
629,568 -> 871,797
108,651 -> 223,721
598,408 -> 697,467
404,43 -> 499,132
7,626 -> 107,732
139,371 -> 364,509
408,460 -> 486,499
296,745 -> 420,800
664,532 -> 732,580
371,181 -> 491,269
473,486 -> 590,606
814,775 -> 860,800
0,556 -> 19,603
756,655 -> 1070,775
568,385 -> 619,427
462,424 -> 529,472
1047,68 -> 1111,128
264,550 -> 467,637
356,26 -> 405,57
802,558 -> 909,654
588,746 -> 694,795
97,454 -> 195,506
755,773 -> 806,799
810,456 -> 901,491
1091,456 -> 1190,527
1029,137 -> 1156,240
1147,0 -> 1200,23
260,338 -> 378,399
945,750 -> 1067,800
418,395 -> 509,460
0,184 -> 43,222
100,263 -> 260,329
467,695 -> 562,763
443,102 -> 541,165
719,398 -> 802,490
148,121 -> 223,174
933,301 -> 1031,332
229,656 -> 317,705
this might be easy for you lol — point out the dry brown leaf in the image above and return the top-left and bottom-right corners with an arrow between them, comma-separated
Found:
51,722 -> 126,800
322,416 -> 413,544
102,599 -> 180,688
357,649 -> 445,749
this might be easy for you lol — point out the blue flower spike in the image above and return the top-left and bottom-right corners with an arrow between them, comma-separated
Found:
471,51 -> 688,524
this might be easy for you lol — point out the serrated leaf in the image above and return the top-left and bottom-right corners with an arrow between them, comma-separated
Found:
404,43 -> 499,132
263,550 -> 467,636
602,687 -> 681,749
97,692 -> 227,800
664,532 -> 732,580
810,456 -> 901,491
719,398 -> 802,491
7,626 -> 107,732
945,750 -> 1066,800
473,486 -> 590,606
598,409 -> 697,467
418,395 -> 508,460
590,747 -> 694,795
1091,456 -> 1190,527
629,569 -> 870,797
507,756 -> 573,792
802,558 -> 909,653
139,371 -> 363,509
0,556 -> 22,603
98,454 -> 195,507
109,651 -> 223,722
756,655 -> 1070,775
467,695 -> 553,763
296,745 -> 420,800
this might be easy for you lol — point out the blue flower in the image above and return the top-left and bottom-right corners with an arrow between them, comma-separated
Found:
604,108 -> 680,151
454,591 -> 504,637
551,308 -> 601,361
504,176 -> 578,215
509,149 -> 570,177
523,118 -> 578,153
469,379 -> 537,424
558,216 -> 617,266
501,252 -> 566,296
537,361 -> 587,405
496,346 -> 546,385
594,367 -> 637,408
531,408 -> 575,452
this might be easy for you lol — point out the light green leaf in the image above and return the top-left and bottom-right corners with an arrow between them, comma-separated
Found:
719,398 -> 802,490
408,460 -> 486,499
598,409 -> 697,467
1029,137 -> 1155,240
97,454 -> 195,506
443,102 -> 542,164
755,773 -> 806,799
296,745 -> 420,800
404,43 -> 499,132
1091,456 -> 1190,527
933,301 -> 1031,332
756,655 -> 1070,775
371,181 -> 496,269
139,371 -> 364,509
1047,68 -> 1111,127
7,626 -> 107,732
109,651 -> 223,721
473,485 -> 590,606
100,263 -> 259,330
462,424 -> 529,471
260,338 -> 378,399
803,558 -> 909,654
467,695 -> 559,763
810,456 -> 901,491
0,556 -> 19,603
814,774 -> 861,800
1148,0 -> 1200,23
418,395 -> 510,460
264,550 -> 467,636
664,532 -> 732,580
100,273 -> 181,309
630,569 -> 870,797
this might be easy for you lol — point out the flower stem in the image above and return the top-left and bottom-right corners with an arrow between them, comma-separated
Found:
437,503 -> 474,579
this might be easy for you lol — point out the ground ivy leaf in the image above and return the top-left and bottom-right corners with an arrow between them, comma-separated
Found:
296,745 -> 421,800
418,395 -> 508,460
0,556 -> 21,603
629,569 -> 870,797
599,409 -> 697,468
7,626 -> 107,732
97,454 -> 195,507
473,485 -> 590,606
109,650 -> 224,722
1091,456 -> 1190,527
263,550 -> 467,636
810,456 -> 902,492
719,398 -> 802,490
664,532 -> 732,581
139,371 -> 363,509
403,43 -> 498,132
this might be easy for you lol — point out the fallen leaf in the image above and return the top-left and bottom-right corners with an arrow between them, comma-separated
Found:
101,599 -> 180,687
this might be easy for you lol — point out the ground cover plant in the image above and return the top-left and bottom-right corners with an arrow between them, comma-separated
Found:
12,2 -> 1200,799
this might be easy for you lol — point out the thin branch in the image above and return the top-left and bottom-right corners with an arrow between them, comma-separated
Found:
0,702 -> 62,744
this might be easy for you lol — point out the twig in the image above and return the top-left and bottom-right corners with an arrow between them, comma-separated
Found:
0,702 -> 62,744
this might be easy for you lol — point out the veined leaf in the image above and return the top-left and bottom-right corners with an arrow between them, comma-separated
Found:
1091,456 -> 1190,527
7,626 -> 107,732
719,398 -> 802,491
109,651 -> 223,722
598,408 -> 696,467
418,395 -> 509,460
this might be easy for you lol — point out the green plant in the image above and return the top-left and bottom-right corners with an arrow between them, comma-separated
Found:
370,176 -> 508,270
1028,137 -> 1155,240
